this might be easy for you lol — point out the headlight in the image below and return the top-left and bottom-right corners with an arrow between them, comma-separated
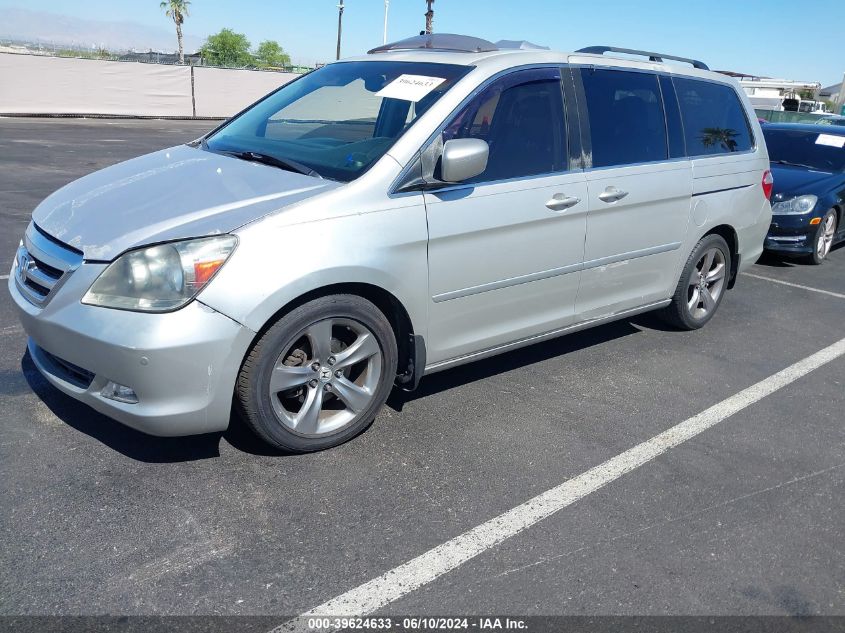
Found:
771,194 -> 818,215
82,235 -> 237,312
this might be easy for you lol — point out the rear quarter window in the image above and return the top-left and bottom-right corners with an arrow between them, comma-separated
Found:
674,77 -> 754,156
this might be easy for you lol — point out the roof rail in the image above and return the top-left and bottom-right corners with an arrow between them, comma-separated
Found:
575,46 -> 709,71
369,34 -> 498,55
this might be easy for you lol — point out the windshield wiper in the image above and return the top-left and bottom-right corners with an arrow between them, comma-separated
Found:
220,149 -> 323,179
773,159 -> 816,170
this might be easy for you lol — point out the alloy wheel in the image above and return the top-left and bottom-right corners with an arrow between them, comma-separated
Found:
817,213 -> 836,260
687,247 -> 726,320
268,318 -> 382,436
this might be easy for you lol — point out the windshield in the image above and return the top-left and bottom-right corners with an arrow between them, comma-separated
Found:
204,61 -> 471,182
764,129 -> 845,173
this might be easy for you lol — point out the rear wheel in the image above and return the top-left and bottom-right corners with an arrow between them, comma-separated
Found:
806,210 -> 837,265
237,295 -> 398,452
659,234 -> 731,330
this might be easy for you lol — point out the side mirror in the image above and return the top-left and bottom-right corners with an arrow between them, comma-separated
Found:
440,138 -> 489,183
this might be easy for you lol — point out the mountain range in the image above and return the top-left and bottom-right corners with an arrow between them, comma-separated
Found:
0,7 -> 203,52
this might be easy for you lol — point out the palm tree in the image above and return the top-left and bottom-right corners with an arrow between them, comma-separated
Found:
425,0 -> 435,34
700,127 -> 739,153
160,0 -> 190,64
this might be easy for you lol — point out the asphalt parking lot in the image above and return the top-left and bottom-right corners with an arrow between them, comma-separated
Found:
1,117 -> 843,621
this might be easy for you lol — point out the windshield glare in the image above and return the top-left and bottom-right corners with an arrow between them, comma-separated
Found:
205,61 -> 471,182
764,129 -> 845,173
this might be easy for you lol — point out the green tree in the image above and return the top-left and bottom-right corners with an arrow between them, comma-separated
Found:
254,40 -> 291,68
200,28 -> 254,67
160,0 -> 190,64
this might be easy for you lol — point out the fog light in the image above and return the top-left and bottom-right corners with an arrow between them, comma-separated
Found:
101,381 -> 139,404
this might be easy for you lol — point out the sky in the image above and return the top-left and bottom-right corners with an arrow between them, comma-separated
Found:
1,0 -> 843,86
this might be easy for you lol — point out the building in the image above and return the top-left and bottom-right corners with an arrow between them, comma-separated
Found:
718,71 -> 821,111
820,81 -> 842,100
820,79 -> 845,113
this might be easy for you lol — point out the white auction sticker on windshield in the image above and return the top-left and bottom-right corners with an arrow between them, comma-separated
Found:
816,134 -> 845,148
376,75 -> 446,102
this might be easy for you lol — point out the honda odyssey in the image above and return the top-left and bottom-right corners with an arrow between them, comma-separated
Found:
9,35 -> 773,452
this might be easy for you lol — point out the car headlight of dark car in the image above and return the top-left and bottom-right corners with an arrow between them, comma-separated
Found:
770,194 -> 818,216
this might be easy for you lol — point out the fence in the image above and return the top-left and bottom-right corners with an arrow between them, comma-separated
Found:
0,52 -> 299,118
754,109 -> 838,124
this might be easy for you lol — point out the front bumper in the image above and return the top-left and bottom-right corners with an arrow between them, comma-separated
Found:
8,264 -> 255,436
764,215 -> 817,255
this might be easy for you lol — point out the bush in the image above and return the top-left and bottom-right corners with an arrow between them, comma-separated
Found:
200,28 -> 254,67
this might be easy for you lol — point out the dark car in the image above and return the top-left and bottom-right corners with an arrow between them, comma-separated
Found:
763,123 -> 845,263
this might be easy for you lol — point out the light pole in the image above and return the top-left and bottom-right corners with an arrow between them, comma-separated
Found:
336,0 -> 344,61
425,0 -> 435,35
383,0 -> 390,45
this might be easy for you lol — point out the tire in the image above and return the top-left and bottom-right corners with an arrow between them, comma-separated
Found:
659,234 -> 731,331
237,294 -> 398,452
805,209 -> 837,265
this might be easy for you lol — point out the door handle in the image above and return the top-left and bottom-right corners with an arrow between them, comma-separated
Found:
598,187 -> 629,203
545,193 -> 581,211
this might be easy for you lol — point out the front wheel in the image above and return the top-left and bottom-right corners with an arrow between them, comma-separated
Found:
806,210 -> 837,265
236,295 -> 398,452
659,234 -> 731,330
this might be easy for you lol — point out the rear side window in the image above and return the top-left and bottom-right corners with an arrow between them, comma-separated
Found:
673,78 -> 754,156
579,68 -> 668,168
443,67 -> 566,182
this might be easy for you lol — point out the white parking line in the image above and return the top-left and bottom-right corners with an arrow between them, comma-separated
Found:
274,336 -> 845,632
742,272 -> 845,299
0,274 -> 9,280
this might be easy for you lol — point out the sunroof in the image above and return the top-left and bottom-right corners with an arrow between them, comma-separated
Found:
369,34 -> 498,55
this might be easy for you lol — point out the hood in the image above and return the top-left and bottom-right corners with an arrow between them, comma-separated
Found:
32,144 -> 341,260
770,164 -> 844,199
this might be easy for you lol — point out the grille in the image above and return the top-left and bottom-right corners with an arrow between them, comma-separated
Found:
14,224 -> 83,307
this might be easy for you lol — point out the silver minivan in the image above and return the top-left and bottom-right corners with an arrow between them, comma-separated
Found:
9,35 -> 773,452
